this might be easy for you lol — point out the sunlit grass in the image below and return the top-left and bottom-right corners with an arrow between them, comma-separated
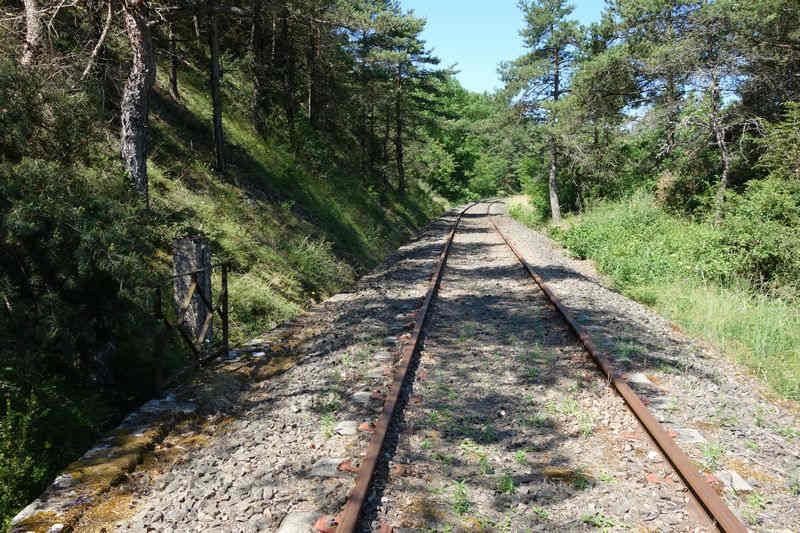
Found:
146,62 -> 443,342
509,196 -> 800,401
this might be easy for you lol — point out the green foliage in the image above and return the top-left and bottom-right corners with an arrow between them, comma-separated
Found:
529,194 -> 800,400
553,193 -> 734,289
719,178 -> 800,298
451,481 -> 471,515
0,60 -> 97,165
414,79 -> 525,201
0,393 -> 49,527
755,102 -> 800,182
0,158 -> 170,528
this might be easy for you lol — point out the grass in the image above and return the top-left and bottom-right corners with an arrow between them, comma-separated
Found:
580,513 -> 618,531
451,481 -> 471,515
497,473 -> 516,494
321,414 -> 336,439
700,442 -> 724,472
530,506 -> 550,521
147,69 -> 443,343
509,194 -> 800,402
596,471 -> 616,483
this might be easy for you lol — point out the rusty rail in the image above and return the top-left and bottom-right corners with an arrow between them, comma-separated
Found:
331,203 -> 477,533
487,202 -> 746,533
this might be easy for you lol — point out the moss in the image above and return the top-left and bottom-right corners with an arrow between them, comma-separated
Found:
65,429 -> 161,493
10,511 -> 60,533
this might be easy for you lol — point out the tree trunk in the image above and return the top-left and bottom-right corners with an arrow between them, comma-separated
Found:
193,15 -> 201,48
271,12 -> 277,63
169,22 -> 180,100
306,19 -> 320,127
21,0 -> 42,66
251,0 -> 267,133
279,6 -> 297,135
306,17 -> 314,124
710,74 -> 730,225
208,0 -> 225,171
382,105 -> 391,168
80,0 -> 112,81
549,46 -> 562,224
368,97 -> 377,176
120,1 -> 156,203
548,136 -> 561,223
394,68 -> 405,194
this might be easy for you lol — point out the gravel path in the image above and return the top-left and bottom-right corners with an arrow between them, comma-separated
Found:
492,201 -> 800,532
365,203 -> 708,532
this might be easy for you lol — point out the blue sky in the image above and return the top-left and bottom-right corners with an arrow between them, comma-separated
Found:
401,1 -> 607,93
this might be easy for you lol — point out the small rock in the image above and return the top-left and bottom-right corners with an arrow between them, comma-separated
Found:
627,372 -> 653,385
47,524 -> 65,533
366,368 -> 386,380
647,451 -> 662,462
310,458 -> 348,477
715,470 -> 753,493
52,473 -> 77,489
352,391 -> 373,405
374,351 -> 394,362
334,421 -> 359,436
673,428 -> 706,444
277,511 -> 322,533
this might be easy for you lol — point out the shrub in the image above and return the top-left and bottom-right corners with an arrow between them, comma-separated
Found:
720,178 -> 800,299
0,159 -> 170,527
555,192 -> 735,290
519,158 -> 551,221
756,102 -> 800,182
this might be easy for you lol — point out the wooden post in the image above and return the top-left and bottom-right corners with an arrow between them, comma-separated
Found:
173,236 -> 213,354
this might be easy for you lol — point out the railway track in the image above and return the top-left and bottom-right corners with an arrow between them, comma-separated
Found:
322,201 -> 746,532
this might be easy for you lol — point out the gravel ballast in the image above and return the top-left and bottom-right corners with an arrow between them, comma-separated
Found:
493,201 -> 799,532
365,203 -> 709,532
22,200 -> 798,533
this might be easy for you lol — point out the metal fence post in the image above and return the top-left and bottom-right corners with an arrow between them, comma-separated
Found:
153,287 -> 165,390
221,263 -> 229,357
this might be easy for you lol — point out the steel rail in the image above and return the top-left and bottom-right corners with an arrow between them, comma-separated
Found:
487,202 -> 747,533
331,203 -> 478,533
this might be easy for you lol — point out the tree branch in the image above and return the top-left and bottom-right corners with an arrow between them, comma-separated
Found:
80,0 -> 112,80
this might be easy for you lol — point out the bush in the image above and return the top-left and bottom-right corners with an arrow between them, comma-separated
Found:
756,102 -> 800,182
720,178 -> 800,298
0,159 -> 171,527
555,192 -> 734,290
519,157 -> 551,222
545,192 -> 800,400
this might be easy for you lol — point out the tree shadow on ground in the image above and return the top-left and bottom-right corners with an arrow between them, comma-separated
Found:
138,207 -> 716,529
